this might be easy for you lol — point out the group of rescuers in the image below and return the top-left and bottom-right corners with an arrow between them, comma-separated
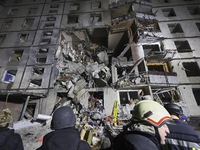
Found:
0,100 -> 200,150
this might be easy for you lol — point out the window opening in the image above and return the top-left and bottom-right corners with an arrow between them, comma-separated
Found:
148,65 -> 165,72
44,23 -> 54,28
187,6 -> 200,15
38,48 -> 49,53
4,70 -> 17,83
2,20 -> 13,29
28,6 -> 38,14
47,17 -> 56,21
32,67 -> 44,75
168,23 -> 183,33
91,14 -> 102,22
7,8 -> 18,15
43,31 -> 53,36
174,41 -> 192,53
18,34 -> 29,43
29,79 -> 42,87
40,38 -> 51,45
49,10 -> 58,14
70,3 -> 79,11
50,4 -> 59,8
142,45 -> 160,56
11,50 -> 23,61
192,88 -> 200,106
182,62 -> 200,77
88,92 -> 104,110
119,91 -> 139,106
0,34 -> 6,44
68,15 -> 79,24
92,1 -> 101,9
162,8 -> 176,17
24,103 -> 37,119
23,18 -> 34,28
36,57 -> 47,64
196,23 -> 200,31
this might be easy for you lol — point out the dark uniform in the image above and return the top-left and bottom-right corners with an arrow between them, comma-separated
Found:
37,127 -> 90,150
113,130 -> 161,150
164,119 -> 200,150
0,127 -> 24,150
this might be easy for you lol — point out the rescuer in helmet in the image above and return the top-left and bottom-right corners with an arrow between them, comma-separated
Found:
36,106 -> 91,150
113,100 -> 173,150
0,108 -> 24,150
164,103 -> 200,150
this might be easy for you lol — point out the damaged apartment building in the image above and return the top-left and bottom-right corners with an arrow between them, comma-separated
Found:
0,0 -> 200,130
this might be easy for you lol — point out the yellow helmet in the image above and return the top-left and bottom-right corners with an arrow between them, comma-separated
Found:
132,100 -> 172,128
0,108 -> 12,127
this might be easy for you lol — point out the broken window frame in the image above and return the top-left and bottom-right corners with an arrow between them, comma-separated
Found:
3,70 -> 17,83
196,23 -> 200,32
29,79 -> 42,87
187,6 -> 200,15
2,20 -> 13,29
168,23 -> 184,33
90,13 -> 102,23
23,18 -> 34,28
7,8 -> 18,15
43,31 -> 53,36
0,34 -> 6,44
17,33 -> 29,43
40,38 -> 51,45
68,15 -> 79,24
174,40 -> 192,53
91,1 -> 101,9
32,67 -> 45,75
119,90 -> 139,106
192,88 -> 200,106
70,3 -> 79,11
36,57 -> 47,64
38,47 -> 49,54
27,6 -> 38,14
147,63 -> 168,72
162,8 -> 176,17
10,49 -> 24,62
182,62 -> 200,77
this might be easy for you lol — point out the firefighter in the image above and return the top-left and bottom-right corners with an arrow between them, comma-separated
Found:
164,103 -> 200,150
36,106 -> 91,150
113,100 -> 173,150
0,108 -> 24,150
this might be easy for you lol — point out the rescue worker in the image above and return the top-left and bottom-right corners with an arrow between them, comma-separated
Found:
113,100 -> 173,150
0,108 -> 24,150
164,103 -> 200,150
36,106 -> 91,150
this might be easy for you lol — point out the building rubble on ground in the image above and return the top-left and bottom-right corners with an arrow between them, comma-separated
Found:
0,1 -> 190,150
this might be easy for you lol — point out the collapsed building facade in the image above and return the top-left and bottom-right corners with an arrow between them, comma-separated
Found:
0,0 -> 200,148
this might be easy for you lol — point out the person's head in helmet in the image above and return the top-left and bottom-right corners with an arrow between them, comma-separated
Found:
164,103 -> 183,118
131,100 -> 173,145
51,106 -> 76,130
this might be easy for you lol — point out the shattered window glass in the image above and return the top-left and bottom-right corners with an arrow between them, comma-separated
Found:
70,3 -> 79,11
10,50 -> 23,61
91,14 -> 102,22
2,20 -> 13,29
43,31 -> 53,36
4,70 -> 17,83
38,47 -> 49,53
196,23 -> 200,31
18,34 -> 29,43
32,67 -> 44,75
23,18 -> 34,28
168,23 -> 183,33
29,79 -> 42,87
174,41 -> 192,53
119,91 -> 139,106
182,62 -> 200,77
7,8 -> 18,15
68,15 -> 79,24
187,6 -> 200,15
0,34 -> 6,44
162,8 -> 176,17
192,88 -> 200,106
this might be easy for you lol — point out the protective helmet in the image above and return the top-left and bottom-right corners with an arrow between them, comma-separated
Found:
51,106 -> 76,130
131,100 -> 172,128
164,103 -> 183,116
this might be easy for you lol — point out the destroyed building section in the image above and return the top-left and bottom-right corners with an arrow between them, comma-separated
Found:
0,0 -> 193,149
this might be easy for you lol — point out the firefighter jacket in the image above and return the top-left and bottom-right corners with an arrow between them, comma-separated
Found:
0,127 -> 24,150
164,119 -> 200,150
36,127 -> 91,150
113,124 -> 161,150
